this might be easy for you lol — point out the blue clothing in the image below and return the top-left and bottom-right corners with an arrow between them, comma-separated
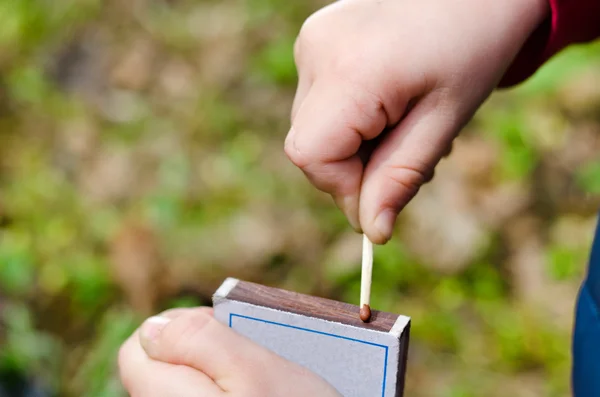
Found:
573,215 -> 600,396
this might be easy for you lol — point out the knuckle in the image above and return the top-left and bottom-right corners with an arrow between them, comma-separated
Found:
297,15 -> 324,47
386,163 -> 430,195
343,86 -> 388,136
293,36 -> 302,65
296,11 -> 331,59
284,132 -> 309,168
424,169 -> 435,184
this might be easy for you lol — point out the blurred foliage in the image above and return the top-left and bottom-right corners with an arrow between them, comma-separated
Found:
0,1 -> 599,396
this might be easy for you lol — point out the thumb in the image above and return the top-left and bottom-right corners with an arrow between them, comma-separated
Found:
137,308 -> 279,383
359,91 -> 458,244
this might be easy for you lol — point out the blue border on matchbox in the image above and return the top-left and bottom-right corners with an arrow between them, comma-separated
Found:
229,313 -> 389,397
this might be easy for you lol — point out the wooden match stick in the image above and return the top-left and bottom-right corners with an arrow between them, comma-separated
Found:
360,234 -> 373,322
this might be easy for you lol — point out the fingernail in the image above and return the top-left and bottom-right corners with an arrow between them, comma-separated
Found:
373,209 -> 397,243
139,316 -> 171,354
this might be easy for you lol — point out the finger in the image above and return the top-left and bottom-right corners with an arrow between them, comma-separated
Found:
442,141 -> 454,157
119,330 -> 223,397
291,73 -> 312,122
285,78 -> 406,230
137,310 -> 283,388
158,307 -> 213,320
359,90 -> 459,244
290,47 -> 313,122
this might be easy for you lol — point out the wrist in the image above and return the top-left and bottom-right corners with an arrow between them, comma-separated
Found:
514,0 -> 550,34
497,0 -> 551,87
498,0 -> 550,48
476,0 -> 551,77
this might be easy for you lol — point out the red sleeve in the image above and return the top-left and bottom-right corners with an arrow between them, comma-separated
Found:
499,0 -> 600,87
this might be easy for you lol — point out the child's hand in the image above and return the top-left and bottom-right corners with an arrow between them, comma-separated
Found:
286,0 -> 549,244
118,308 -> 342,397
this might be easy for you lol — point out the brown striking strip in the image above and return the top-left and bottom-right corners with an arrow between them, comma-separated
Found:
225,279 -> 398,333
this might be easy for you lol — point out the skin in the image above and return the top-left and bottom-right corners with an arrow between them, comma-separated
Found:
119,308 -> 342,397
119,0 -> 550,394
287,0 -> 549,244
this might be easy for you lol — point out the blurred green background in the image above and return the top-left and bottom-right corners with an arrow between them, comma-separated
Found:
0,1 -> 599,396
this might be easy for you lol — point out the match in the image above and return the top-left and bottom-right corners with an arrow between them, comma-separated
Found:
360,234 -> 373,322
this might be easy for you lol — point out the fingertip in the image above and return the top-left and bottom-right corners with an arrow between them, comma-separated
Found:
366,209 -> 397,245
139,316 -> 171,358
